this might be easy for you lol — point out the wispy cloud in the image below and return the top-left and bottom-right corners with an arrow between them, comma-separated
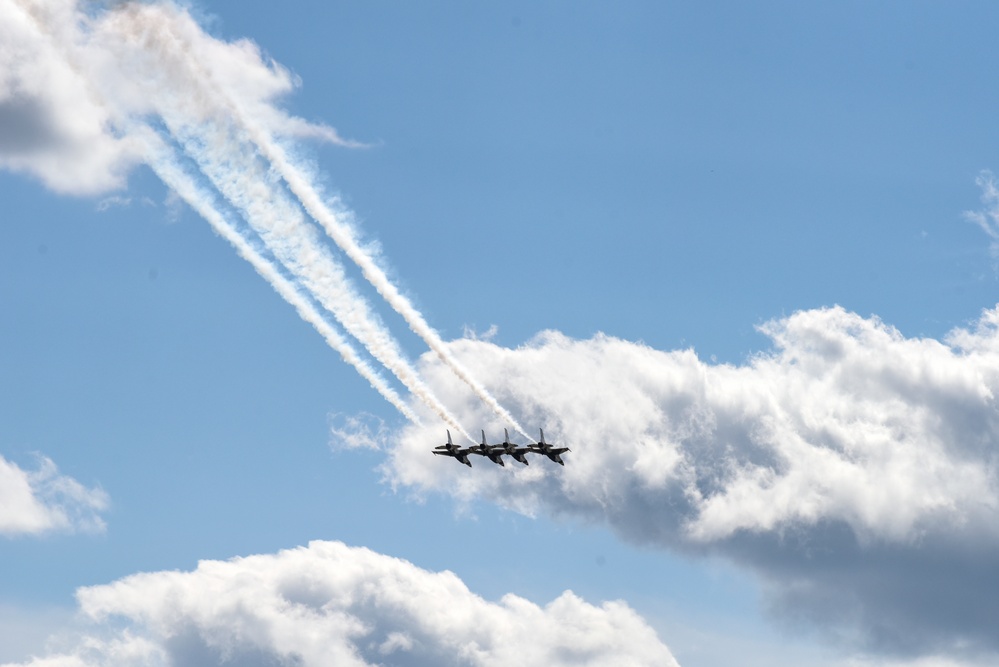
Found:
383,304 -> 999,659
95,194 -> 154,211
0,453 -> 108,536
0,541 -> 679,667
965,170 -> 999,260
94,194 -> 129,211
329,412 -> 392,451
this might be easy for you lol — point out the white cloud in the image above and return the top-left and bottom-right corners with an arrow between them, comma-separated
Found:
380,305 -> 999,657
0,0 -> 352,197
0,0 -> 143,194
1,540 -> 679,667
329,413 -> 392,451
0,454 -> 108,536
966,171 -> 999,259
94,195 -> 130,211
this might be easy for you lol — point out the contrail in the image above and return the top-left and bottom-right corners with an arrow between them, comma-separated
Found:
119,6 -> 530,440
16,0 -> 517,442
248,123 -> 531,439
136,129 -> 422,425
156,127 -> 472,440
10,0 -> 477,439
93,7 -> 475,441
162,114 -> 473,440
97,6 -> 483,441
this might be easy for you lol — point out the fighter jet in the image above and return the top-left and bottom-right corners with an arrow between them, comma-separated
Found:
496,428 -> 532,465
528,428 -> 570,465
433,430 -> 473,467
468,430 -> 507,467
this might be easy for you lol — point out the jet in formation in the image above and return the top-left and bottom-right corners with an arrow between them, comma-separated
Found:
530,428 -> 570,465
433,428 -> 569,467
432,430 -> 473,467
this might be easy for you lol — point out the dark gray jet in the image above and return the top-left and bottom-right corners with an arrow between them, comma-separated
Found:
433,430 -> 473,467
468,430 -> 507,466
496,428 -> 531,465
528,428 -> 570,465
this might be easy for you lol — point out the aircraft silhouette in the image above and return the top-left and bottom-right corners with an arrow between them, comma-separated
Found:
528,428 -> 570,465
432,430 -> 473,467
495,428 -> 531,465
468,430 -> 507,466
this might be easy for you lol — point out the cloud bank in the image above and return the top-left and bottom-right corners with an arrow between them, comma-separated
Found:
0,454 -> 108,536
3,540 -> 678,667
378,305 -> 999,659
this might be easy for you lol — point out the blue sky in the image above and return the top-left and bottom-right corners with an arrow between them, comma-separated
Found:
2,2 -> 999,666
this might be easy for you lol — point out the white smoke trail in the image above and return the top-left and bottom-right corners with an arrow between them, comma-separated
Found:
93,6 -> 476,441
8,0 -> 475,438
160,111 -> 472,440
260,139 -> 533,440
115,4 -> 530,440
133,127 -> 422,425
12,0 -> 505,443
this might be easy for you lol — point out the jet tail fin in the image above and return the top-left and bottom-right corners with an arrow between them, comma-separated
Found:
481,430 -> 488,446
504,428 -> 511,444
539,428 -> 546,445
447,430 -> 454,446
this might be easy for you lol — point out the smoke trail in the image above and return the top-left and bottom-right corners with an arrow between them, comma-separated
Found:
94,8 -> 475,442
114,4 -> 530,440
259,138 -> 532,440
157,124 -> 473,440
170,119 -> 473,440
13,0 -> 509,443
9,0 -> 476,439
254,129 -> 530,439
133,127 -> 423,425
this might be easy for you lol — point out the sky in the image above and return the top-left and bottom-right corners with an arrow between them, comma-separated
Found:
2,1 -> 999,666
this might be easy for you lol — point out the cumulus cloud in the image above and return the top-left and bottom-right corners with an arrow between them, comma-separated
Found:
376,305 -> 999,658
0,0 -> 142,194
2,540 -> 678,667
0,454 -> 109,536
0,0 -> 350,196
